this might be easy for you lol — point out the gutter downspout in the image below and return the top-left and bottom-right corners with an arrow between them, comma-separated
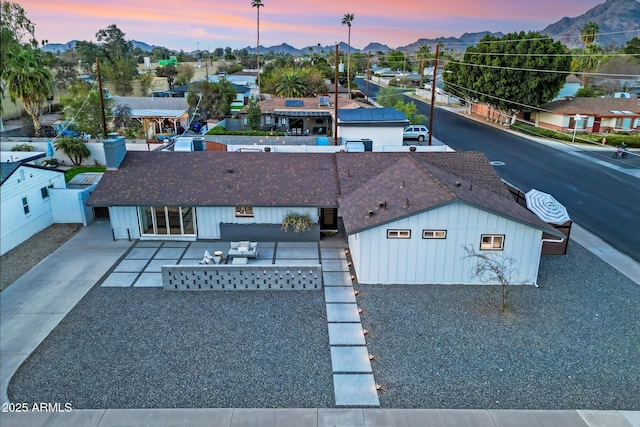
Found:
533,235 -> 566,287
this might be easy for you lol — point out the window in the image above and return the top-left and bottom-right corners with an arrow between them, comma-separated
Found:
387,229 -> 411,239
615,117 -> 633,130
423,230 -> 446,239
138,206 -> 196,236
235,206 -> 254,217
480,234 -> 504,250
41,185 -> 54,200
568,116 -> 586,130
22,197 -> 30,215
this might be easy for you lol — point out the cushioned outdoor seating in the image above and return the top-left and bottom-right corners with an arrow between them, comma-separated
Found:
227,241 -> 259,258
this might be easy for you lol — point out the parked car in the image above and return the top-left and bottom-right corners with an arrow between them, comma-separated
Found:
403,125 -> 429,142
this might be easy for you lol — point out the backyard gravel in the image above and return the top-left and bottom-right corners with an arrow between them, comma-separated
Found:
6,239 -> 640,410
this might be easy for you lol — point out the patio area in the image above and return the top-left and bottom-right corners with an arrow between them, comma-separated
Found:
101,240 -> 323,288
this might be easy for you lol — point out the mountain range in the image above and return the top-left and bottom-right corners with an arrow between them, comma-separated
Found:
42,0 -> 638,55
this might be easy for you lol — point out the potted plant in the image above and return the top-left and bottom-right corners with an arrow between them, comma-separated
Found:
281,212 -> 314,233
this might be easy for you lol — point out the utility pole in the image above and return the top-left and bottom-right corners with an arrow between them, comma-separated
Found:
96,57 -> 108,138
428,44 -> 439,146
366,52 -> 370,103
334,44 -> 339,146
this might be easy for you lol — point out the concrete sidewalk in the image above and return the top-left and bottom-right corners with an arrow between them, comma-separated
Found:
1,408 -> 639,426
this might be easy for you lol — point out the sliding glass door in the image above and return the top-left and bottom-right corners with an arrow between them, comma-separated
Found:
139,206 -> 196,237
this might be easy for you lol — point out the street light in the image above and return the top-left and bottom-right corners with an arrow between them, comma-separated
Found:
572,114 -> 582,143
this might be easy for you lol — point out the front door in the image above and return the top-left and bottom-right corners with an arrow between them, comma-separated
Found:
593,118 -> 601,133
320,208 -> 338,231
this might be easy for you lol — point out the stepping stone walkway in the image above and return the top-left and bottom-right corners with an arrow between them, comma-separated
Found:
321,246 -> 380,407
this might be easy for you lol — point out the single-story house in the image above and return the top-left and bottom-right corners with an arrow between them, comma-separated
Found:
534,96 -> 639,134
237,96 -> 367,135
113,96 -> 189,138
87,137 -> 562,285
0,159 -> 66,255
338,108 -> 409,149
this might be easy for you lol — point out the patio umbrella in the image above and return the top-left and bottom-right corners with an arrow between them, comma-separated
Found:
47,140 -> 54,157
525,189 -> 570,225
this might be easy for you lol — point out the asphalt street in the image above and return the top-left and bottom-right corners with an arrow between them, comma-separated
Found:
356,78 -> 640,264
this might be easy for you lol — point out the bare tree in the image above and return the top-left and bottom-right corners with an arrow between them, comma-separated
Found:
464,245 -> 521,313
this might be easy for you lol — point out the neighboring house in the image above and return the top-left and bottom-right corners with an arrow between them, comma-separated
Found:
534,96 -> 640,134
113,96 -> 189,138
0,160 -> 66,255
553,74 -> 582,100
238,96 -> 366,135
337,108 -> 409,149
87,139 -> 562,285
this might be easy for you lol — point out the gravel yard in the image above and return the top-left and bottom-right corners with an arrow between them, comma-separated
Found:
6,236 -> 640,410
0,223 -> 82,291
357,243 -> 640,410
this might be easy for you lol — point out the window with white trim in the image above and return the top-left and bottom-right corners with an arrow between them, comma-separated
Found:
22,197 -> 30,215
423,230 -> 446,239
235,206 -> 254,217
480,234 -> 504,250
387,229 -> 411,239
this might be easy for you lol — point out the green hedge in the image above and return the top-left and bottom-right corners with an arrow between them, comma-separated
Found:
510,124 -> 640,148
206,126 -> 285,137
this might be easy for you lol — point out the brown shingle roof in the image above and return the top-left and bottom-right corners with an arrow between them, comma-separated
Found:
540,97 -> 640,117
87,152 -> 339,207
336,152 -> 557,235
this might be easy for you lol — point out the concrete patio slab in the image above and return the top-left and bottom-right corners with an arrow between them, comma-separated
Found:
114,259 -> 148,272
331,346 -> 373,373
277,242 -> 318,248
323,271 -> 352,286
134,241 -> 162,248
154,247 -> 186,259
276,247 -> 318,259
144,259 -> 178,272
322,258 -> 349,271
324,287 -> 357,303
333,374 -> 380,406
230,408 -> 275,426
133,273 -> 162,287
100,272 -> 138,287
326,303 -> 361,322
328,323 -> 366,345
275,259 -> 319,266
125,247 -> 158,259
178,258 -> 202,265
160,241 -> 190,248
321,248 -> 347,259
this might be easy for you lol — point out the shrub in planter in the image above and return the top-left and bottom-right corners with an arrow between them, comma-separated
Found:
281,212 -> 314,233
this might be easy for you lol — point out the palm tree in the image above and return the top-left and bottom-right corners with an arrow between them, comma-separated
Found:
579,21 -> 600,87
275,71 -> 306,97
53,136 -> 91,166
341,13 -> 354,96
4,47 -> 53,137
251,0 -> 264,98
416,43 -> 431,87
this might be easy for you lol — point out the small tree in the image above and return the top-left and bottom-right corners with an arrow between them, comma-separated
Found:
464,245 -> 520,314
54,136 -> 91,166
246,96 -> 262,130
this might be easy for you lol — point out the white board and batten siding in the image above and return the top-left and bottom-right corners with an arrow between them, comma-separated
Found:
349,202 -> 544,285
0,166 -> 66,255
197,206 -> 318,239
108,206 -> 318,240
108,206 -> 141,239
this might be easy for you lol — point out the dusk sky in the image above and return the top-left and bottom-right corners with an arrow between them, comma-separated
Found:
20,0 -> 605,51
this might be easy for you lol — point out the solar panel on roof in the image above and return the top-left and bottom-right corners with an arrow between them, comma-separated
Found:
285,99 -> 304,107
